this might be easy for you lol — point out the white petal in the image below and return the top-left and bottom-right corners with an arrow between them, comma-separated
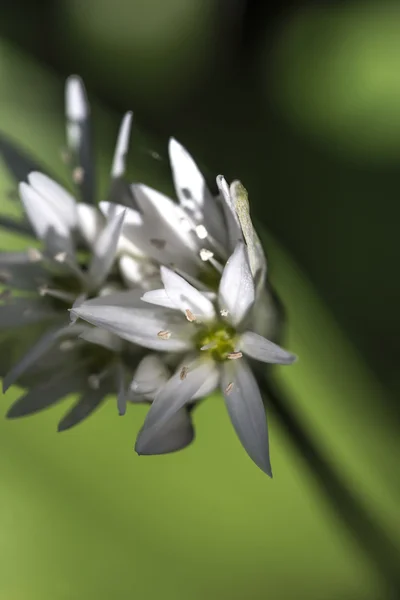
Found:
221,358 -> 272,476
65,75 -> 88,121
18,182 -> 73,254
169,138 -> 227,247
28,172 -> 78,230
218,242 -> 254,326
130,354 -> 170,398
141,288 -> 176,309
216,175 -> 242,252
129,183 -> 201,272
88,208 -> 126,289
191,362 -> 220,399
161,266 -> 216,320
79,327 -> 123,353
70,301 -> 193,352
118,255 -> 158,289
135,358 -> 214,453
2,323 -> 82,392
111,112 -> 133,178
240,331 -> 297,365
77,203 -> 104,248
230,180 -> 267,287
99,201 -> 142,226
135,408 -> 194,455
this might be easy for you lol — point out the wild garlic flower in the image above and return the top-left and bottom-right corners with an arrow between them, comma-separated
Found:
71,241 -> 296,475
0,76 -> 147,430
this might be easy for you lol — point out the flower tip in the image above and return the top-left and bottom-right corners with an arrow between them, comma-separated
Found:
66,75 -> 88,121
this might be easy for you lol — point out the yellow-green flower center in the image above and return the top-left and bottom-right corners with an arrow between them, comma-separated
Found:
194,323 -> 238,362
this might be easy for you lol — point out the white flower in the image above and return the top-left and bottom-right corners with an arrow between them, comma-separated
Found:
71,242 -> 296,475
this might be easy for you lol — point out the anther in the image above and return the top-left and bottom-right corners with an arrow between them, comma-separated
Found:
180,366 -> 189,380
227,351 -> 243,360
185,309 -> 196,322
225,382 -> 234,395
157,330 -> 171,340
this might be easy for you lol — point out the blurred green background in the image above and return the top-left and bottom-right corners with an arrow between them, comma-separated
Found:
0,1 -> 399,599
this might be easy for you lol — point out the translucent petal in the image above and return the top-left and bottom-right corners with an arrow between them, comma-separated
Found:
240,331 -> 297,365
2,323 -> 81,392
88,208 -> 126,289
160,266 -> 216,320
218,242 -> 255,326
130,354 -> 170,398
58,387 -> 107,431
135,358 -> 214,453
169,138 -> 227,248
19,182 -> 74,254
77,203 -> 104,248
7,370 -> 82,419
221,358 -> 272,476
135,407 -> 194,455
216,175 -> 242,252
111,112 -> 133,178
28,172 -> 78,230
71,301 -> 193,352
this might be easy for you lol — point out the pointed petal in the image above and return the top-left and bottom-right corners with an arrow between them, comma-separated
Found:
77,203 -> 104,248
141,288 -> 176,309
87,209 -> 126,289
160,266 -> 216,320
221,359 -> 272,476
66,75 -> 88,121
230,180 -> 267,288
79,326 -> 123,352
7,370 -> 81,418
135,407 -> 194,455
58,387 -> 107,431
126,184 -> 201,274
28,172 -> 78,230
65,75 -> 95,204
2,323 -> 79,392
240,331 -> 297,365
70,301 -> 192,352
118,254 -> 159,290
216,175 -> 242,252
111,112 -> 133,178
169,138 -> 227,247
191,364 -> 219,399
218,242 -> 255,326
135,358 -> 214,452
19,182 -> 74,254
130,354 -> 170,398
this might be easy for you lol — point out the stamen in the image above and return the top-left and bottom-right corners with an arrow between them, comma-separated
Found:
72,166 -> 85,184
54,252 -> 67,263
220,308 -> 229,317
225,382 -> 234,395
180,366 -> 189,380
199,248 -> 214,261
227,351 -> 243,360
195,224 -> 208,239
157,330 -> 171,340
185,308 -> 197,322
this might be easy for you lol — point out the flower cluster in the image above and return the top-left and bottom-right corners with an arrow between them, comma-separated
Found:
0,76 -> 296,475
